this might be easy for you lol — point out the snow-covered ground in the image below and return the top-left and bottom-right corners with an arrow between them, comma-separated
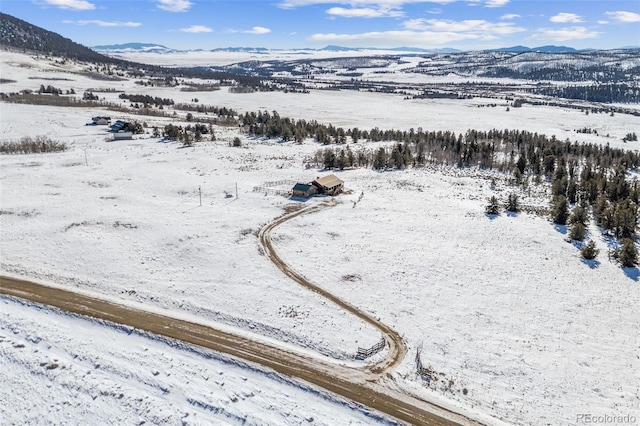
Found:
0,103 -> 382,360
273,167 -> 640,425
0,297 -> 395,425
1,50 -> 640,425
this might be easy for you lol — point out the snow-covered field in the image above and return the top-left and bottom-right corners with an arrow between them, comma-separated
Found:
0,297 -> 394,425
1,50 -> 640,425
273,167 -> 640,424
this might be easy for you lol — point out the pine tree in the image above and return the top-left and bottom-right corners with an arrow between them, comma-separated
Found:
581,240 -> 599,260
486,196 -> 501,215
552,195 -> 569,225
569,222 -> 586,241
323,149 -> 335,169
568,206 -> 588,226
505,193 -> 519,213
619,238 -> 638,267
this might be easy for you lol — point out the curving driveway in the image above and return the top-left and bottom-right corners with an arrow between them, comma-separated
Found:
258,199 -> 406,375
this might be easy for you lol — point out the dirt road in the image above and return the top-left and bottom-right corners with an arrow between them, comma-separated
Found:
258,200 -> 407,374
0,275 -> 474,425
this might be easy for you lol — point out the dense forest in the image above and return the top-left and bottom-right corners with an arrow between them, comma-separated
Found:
528,83 -> 640,104
478,65 -> 639,84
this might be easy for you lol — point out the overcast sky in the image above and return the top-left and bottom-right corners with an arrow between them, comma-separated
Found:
2,0 -> 639,50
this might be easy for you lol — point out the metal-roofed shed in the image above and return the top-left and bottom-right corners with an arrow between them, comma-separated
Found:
291,183 -> 317,198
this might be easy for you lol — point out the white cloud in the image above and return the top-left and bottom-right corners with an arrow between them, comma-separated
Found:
605,11 -> 640,23
180,25 -> 213,33
156,0 -> 192,12
64,19 -> 141,27
279,0 -> 505,10
550,13 -> 583,23
226,26 -> 272,35
529,26 -> 599,42
403,18 -> 524,35
308,30 -> 480,46
41,0 -> 95,10
326,6 -> 404,18
244,26 -> 271,35
484,0 -> 509,7
308,16 -> 524,47
500,13 -> 520,20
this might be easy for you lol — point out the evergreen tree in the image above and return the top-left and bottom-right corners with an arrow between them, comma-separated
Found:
505,193 -> 519,213
552,195 -> 569,225
373,148 -> 387,170
486,196 -> 501,215
568,206 -> 589,226
569,222 -> 586,241
323,149 -> 335,169
619,238 -> 638,267
613,198 -> 637,239
581,240 -> 599,260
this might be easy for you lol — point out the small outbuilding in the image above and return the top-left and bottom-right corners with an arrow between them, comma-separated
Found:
312,174 -> 344,196
91,116 -> 111,125
112,132 -> 133,140
291,183 -> 317,198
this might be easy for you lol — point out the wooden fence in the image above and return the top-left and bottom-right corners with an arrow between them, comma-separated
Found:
415,347 -> 435,383
252,179 -> 297,196
356,337 -> 385,359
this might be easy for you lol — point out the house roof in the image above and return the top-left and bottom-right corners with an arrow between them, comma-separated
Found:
315,174 -> 344,188
110,120 -> 128,131
293,183 -> 313,192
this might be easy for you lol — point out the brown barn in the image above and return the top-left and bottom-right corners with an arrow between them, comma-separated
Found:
312,174 -> 344,196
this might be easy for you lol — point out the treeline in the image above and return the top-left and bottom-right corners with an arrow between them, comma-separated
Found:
479,65 -> 638,83
154,123 -> 215,147
118,93 -> 175,107
37,84 -> 63,95
241,111 -> 638,171
312,130 -> 638,173
174,104 -> 237,117
529,83 -> 640,104
0,136 -> 67,154
0,92 -> 104,107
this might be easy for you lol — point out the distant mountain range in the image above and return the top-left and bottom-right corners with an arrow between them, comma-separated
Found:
91,42 -> 176,54
92,43 -> 639,55
1,11 -> 637,61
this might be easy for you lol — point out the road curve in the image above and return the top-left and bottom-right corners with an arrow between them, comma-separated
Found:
0,275 -> 475,426
258,199 -> 407,375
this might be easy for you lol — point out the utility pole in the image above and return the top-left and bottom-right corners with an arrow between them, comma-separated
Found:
199,185 -> 202,206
